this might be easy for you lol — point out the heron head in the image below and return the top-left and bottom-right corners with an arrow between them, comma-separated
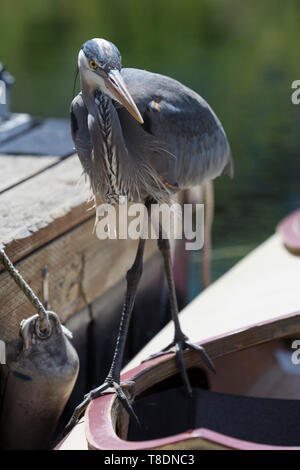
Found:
78,38 -> 143,124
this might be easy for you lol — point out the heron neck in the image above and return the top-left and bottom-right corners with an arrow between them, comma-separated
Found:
80,78 -> 128,203
80,75 -> 99,109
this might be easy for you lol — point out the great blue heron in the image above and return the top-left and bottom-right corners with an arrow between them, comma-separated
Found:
66,38 -> 233,431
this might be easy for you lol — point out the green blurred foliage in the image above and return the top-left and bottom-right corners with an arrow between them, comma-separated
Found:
1,0 -> 300,267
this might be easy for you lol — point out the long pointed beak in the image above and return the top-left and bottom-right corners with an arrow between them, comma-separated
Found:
105,69 -> 144,124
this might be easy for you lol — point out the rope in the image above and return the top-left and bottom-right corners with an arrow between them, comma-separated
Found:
0,248 -> 50,334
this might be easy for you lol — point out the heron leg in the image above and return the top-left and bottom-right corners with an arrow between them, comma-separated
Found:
151,233 -> 215,396
65,235 -> 147,434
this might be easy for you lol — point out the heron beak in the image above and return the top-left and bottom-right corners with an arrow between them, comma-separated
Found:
105,70 -> 144,124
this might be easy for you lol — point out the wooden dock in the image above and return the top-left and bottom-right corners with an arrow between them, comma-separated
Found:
0,153 -> 157,342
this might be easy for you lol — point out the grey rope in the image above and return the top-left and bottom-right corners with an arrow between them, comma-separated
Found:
0,248 -> 50,334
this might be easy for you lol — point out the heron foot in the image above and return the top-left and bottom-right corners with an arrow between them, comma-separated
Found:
143,336 -> 215,397
64,379 -> 138,435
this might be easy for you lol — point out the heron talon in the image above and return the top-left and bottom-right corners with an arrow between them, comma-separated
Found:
64,380 -> 138,435
175,340 -> 193,397
141,341 -> 174,362
142,337 -> 215,396
185,340 -> 216,374
113,382 -> 140,427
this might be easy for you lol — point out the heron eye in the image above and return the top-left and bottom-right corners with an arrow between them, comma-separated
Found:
89,60 -> 98,69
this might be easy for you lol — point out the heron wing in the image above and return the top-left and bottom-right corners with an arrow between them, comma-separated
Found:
121,68 -> 233,188
116,105 -> 179,192
70,93 -> 93,176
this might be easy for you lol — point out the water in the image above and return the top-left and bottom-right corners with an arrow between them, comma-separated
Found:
1,0 -> 300,297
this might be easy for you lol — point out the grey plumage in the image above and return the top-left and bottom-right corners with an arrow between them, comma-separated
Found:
71,66 -> 232,205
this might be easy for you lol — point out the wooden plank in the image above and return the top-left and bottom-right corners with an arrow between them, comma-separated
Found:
0,216 -> 157,342
0,154 -> 60,193
125,233 -> 300,371
0,155 -> 94,263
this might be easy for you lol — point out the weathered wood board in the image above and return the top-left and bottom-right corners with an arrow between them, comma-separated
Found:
0,218 -> 156,342
0,155 -> 92,262
0,154 -> 60,194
